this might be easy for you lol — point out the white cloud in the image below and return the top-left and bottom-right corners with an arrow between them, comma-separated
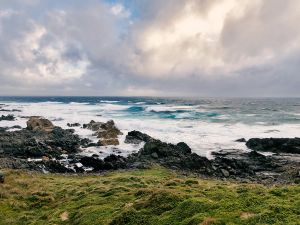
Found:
110,3 -> 130,18
127,0 -> 300,80
0,0 -> 300,96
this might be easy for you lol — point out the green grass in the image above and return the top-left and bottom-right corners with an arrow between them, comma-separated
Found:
0,167 -> 299,225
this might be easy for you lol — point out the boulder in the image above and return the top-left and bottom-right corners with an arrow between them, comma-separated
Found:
27,116 -> 54,132
246,138 -> 300,154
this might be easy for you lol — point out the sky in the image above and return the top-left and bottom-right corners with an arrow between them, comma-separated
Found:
0,0 -> 300,97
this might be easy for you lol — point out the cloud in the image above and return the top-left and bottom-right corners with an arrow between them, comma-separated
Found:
0,0 -> 300,96
0,9 -> 89,87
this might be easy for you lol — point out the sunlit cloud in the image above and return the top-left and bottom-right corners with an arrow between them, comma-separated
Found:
0,0 -> 300,96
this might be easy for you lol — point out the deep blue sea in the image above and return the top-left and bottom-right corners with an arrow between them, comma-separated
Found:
0,96 -> 299,157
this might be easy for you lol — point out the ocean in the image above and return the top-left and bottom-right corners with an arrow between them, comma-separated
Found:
0,96 -> 299,158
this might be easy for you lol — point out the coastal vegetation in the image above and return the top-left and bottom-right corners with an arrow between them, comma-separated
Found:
0,167 -> 299,225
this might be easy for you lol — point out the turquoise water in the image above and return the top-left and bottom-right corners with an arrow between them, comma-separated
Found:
0,96 -> 299,125
0,96 -> 299,156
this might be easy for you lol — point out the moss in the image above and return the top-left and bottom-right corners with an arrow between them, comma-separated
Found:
0,167 -> 299,225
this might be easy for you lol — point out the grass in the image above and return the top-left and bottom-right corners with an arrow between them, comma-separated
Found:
0,167 -> 299,225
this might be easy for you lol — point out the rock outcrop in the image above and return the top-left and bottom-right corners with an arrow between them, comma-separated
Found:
246,138 -> 300,154
27,116 -> 55,132
211,149 -> 300,183
123,131 -> 213,174
125,130 -> 154,144
0,118 -> 81,159
83,120 -> 122,146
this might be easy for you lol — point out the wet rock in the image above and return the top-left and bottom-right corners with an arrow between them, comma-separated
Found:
43,161 -> 74,173
67,123 -> 81,127
0,127 -> 8,132
0,115 -> 15,121
27,116 -> 54,132
11,125 -> 22,129
104,154 -> 127,169
80,154 -> 126,171
0,126 -> 22,133
0,119 -> 81,159
83,120 -> 122,146
246,138 -> 300,154
98,139 -> 119,146
128,138 -> 213,174
235,138 -> 246,142
176,142 -> 192,154
80,156 -> 105,171
125,130 -> 153,144
210,149 -> 300,183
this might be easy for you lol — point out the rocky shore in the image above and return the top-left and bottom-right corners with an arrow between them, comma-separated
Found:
0,116 -> 300,184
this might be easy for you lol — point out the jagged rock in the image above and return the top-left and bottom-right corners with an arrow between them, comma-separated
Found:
0,115 -> 15,121
0,118 -> 81,158
80,156 -> 105,170
235,138 -> 246,142
246,138 -> 300,154
104,154 -> 127,169
127,138 -> 213,174
27,116 -> 54,132
43,161 -> 74,173
125,130 -> 154,144
67,123 -> 81,127
80,154 -> 127,171
176,142 -> 192,154
83,120 -> 122,146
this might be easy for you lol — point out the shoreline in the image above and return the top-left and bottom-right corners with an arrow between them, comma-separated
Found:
0,116 -> 299,185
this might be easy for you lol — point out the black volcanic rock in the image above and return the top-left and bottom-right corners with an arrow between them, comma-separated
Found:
0,115 -> 15,121
125,130 -> 154,144
235,138 -> 246,142
127,138 -> 213,174
80,154 -> 127,171
246,138 -> 300,154
0,118 -> 81,159
67,123 -> 81,127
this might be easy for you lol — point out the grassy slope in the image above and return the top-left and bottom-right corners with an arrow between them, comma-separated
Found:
0,167 -> 299,225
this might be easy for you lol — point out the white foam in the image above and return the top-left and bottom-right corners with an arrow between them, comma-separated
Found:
100,100 -> 120,103
1,101 -> 300,158
69,102 -> 90,105
145,104 -> 195,112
